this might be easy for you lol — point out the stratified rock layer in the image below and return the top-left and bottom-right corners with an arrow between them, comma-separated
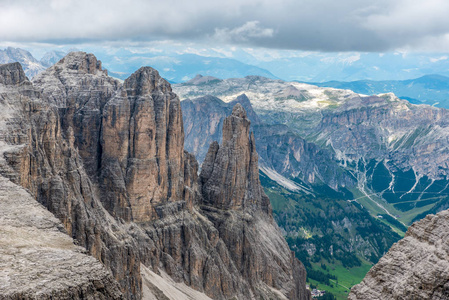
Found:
0,62 -> 122,300
0,54 -> 309,300
101,66 -> 185,222
0,177 -> 123,300
349,209 -> 449,300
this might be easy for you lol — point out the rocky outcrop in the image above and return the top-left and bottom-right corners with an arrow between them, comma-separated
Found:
0,54 -> 309,300
200,103 -> 269,211
29,54 -> 141,299
0,176 -> 123,300
181,94 -> 260,164
349,209 -> 449,299
0,62 -> 29,85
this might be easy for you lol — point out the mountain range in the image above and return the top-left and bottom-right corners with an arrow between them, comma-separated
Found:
248,52 -> 449,82
0,53 -> 310,299
5,46 -> 449,111
2,49 -> 449,300
174,76 -> 449,228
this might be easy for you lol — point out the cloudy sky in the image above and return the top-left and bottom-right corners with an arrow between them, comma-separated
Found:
1,0 -> 449,53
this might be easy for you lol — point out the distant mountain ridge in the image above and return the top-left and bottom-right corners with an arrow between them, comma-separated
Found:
101,52 -> 278,82
305,74 -> 449,108
0,47 -> 278,83
0,47 -> 66,78
250,52 -> 449,83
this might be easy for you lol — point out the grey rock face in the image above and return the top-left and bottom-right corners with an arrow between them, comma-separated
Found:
200,103 -> 270,212
200,103 -> 309,299
0,66 -> 122,299
349,209 -> 449,299
0,62 -> 29,85
0,54 -> 310,300
100,66 -> 185,222
0,177 -> 123,300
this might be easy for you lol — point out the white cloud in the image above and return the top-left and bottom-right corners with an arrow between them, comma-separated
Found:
340,54 -> 361,64
430,56 -> 448,63
213,21 -> 274,43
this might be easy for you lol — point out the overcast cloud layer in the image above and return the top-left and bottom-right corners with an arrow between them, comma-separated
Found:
1,0 -> 449,52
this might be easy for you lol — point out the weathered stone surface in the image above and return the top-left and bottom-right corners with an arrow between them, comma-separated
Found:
100,67 -> 185,222
0,65 -> 122,299
200,104 -> 309,299
14,54 -> 141,299
0,177 -> 123,300
349,209 -> 449,300
32,51 -> 120,178
0,54 -> 310,300
201,103 -> 269,212
0,62 -> 29,86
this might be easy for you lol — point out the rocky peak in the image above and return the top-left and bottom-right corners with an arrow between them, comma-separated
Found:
56,51 -> 106,76
231,102 -> 247,117
0,62 -> 29,85
200,103 -> 270,212
230,94 -> 262,126
185,74 -> 221,85
124,66 -> 171,96
100,66 -> 186,222
223,103 -> 250,145
198,105 -> 309,299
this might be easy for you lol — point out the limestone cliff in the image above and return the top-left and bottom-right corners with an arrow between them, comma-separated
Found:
0,53 -> 309,300
349,209 -> 449,299
0,62 -> 122,300
100,66 -> 185,222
